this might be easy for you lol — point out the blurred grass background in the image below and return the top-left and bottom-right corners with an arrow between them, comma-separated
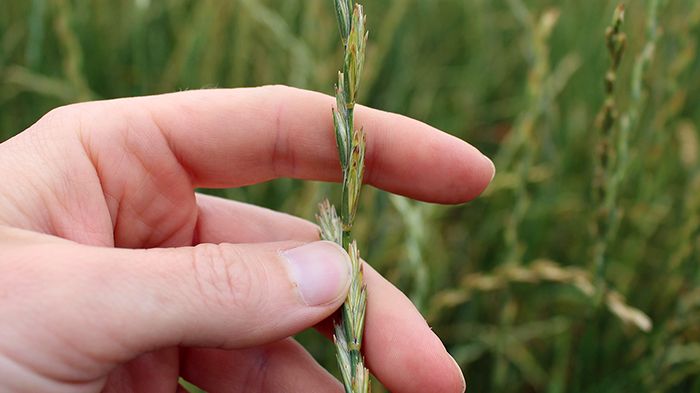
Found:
2,0 -> 700,391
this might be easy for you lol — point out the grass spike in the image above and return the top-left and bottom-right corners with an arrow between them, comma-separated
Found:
318,1 -> 370,392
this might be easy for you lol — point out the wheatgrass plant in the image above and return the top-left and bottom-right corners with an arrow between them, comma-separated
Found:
316,1 -> 370,392
592,5 -> 626,291
589,7 -> 652,333
492,5 -> 561,388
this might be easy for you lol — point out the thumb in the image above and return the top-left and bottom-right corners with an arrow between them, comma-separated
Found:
46,240 -> 351,362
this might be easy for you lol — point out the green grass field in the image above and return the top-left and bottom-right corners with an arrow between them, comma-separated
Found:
2,0 -> 700,391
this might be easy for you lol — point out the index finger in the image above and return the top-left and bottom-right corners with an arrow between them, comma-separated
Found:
109,86 -> 494,204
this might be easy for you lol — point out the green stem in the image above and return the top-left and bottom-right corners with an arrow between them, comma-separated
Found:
342,230 -> 351,250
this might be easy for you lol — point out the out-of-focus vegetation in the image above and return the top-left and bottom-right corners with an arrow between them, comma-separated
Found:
2,0 -> 700,391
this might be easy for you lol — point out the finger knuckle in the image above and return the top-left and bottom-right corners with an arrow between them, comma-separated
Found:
33,103 -> 85,131
32,101 -> 116,135
188,244 -> 269,313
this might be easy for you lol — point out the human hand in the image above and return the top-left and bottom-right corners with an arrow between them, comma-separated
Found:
0,86 -> 494,392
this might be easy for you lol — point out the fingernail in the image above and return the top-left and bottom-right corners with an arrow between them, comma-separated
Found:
450,355 -> 466,392
282,241 -> 351,306
483,154 -> 496,182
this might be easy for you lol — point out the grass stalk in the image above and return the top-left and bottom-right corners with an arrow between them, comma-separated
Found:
493,3 -> 560,388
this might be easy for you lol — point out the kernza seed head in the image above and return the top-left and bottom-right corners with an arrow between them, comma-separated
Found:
321,1 -> 371,391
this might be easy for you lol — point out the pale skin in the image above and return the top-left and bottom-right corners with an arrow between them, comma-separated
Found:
0,86 -> 495,392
